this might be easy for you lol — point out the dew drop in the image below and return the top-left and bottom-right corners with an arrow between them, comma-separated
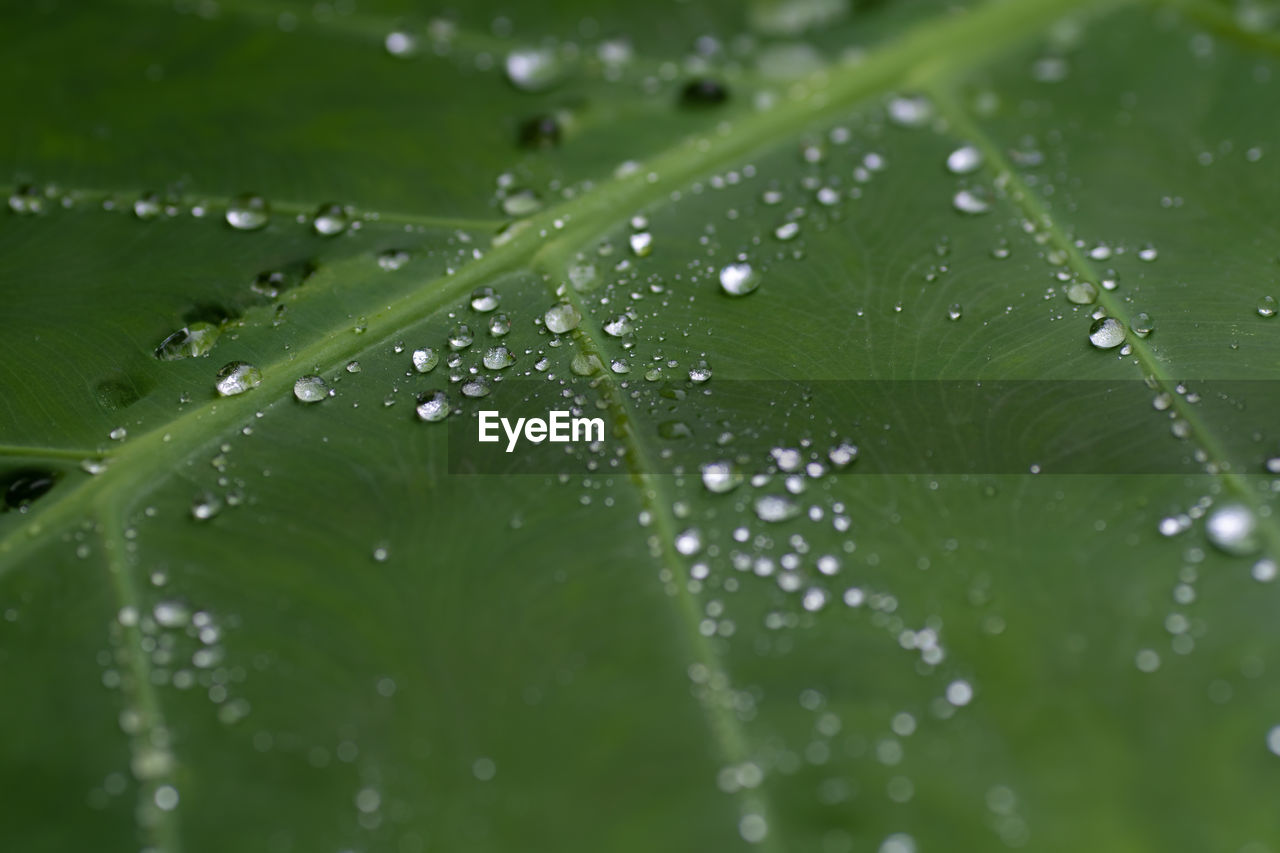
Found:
774,221 -> 800,241
191,492 -> 223,520
1257,296 -> 1277,318
488,314 -> 512,336
293,375 -> 329,403
461,376 -> 491,398
385,30 -> 417,57
1205,502 -> 1260,556
629,231 -> 653,257
947,303 -> 963,321
755,495 -> 800,523
133,192 -> 162,220
377,249 -> 410,271
502,188 -> 542,217
674,528 -> 704,556
1130,312 -> 1154,338
448,324 -> 474,350
312,203 -> 350,236
952,189 -> 990,215
154,322 -> 221,361
688,360 -> 712,383
483,346 -> 515,370
946,145 -> 982,174
544,303 -> 581,334
470,286 -> 500,312
8,184 -> 44,215
415,391 -> 450,422
1088,317 -> 1126,349
719,262 -> 759,297
505,47 -> 560,92
888,95 -> 932,128
701,461 -> 743,494
1065,281 -> 1097,305
225,193 -> 270,231
214,361 -> 262,396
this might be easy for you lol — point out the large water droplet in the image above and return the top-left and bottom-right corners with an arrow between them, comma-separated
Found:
1065,281 -> 1097,305
483,346 -> 515,370
701,461 -> 743,494
312,203 -> 350,236
154,322 -> 221,360
1088,317 -> 1126,349
946,145 -> 982,174
470,287 -> 500,312
214,362 -> 262,396
545,303 -> 581,334
416,391 -> 450,422
1130,312 -> 1154,338
719,262 -> 760,296
448,324 -> 475,350
293,375 -> 330,403
225,193 -> 270,231
1205,503 -> 1260,556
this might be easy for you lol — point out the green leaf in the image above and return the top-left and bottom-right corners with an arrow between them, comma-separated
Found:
4,0 -> 1280,851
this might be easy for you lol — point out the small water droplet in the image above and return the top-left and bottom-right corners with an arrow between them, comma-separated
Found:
946,145 -> 982,174
1065,281 -> 1097,305
1130,312 -> 1154,338
385,30 -> 417,57
603,314 -> 633,337
461,376 -> 491,397
214,361 -> 262,396
225,193 -> 270,231
8,184 -> 44,215
312,203 -> 350,236
754,495 -> 800,522
688,360 -> 712,383
518,114 -> 561,148
701,461 -> 743,494
1138,245 -> 1158,262
952,189 -> 990,215
774,221 -> 800,241
674,528 -> 704,556
505,47 -> 561,92
416,391 -> 450,422
947,303 -> 963,321
377,249 -> 410,271
448,324 -> 475,350
191,492 -> 223,520
134,192 -> 162,220
488,314 -> 511,336
1088,317 -> 1126,349
544,303 -> 581,334
719,262 -> 759,296
502,188 -> 542,217
888,95 -> 933,128
1205,502 -> 1260,556
470,286 -> 500,313
483,346 -> 515,369
154,322 -> 221,360
629,231 -> 653,257
1257,296 -> 1277,318
293,375 -> 330,403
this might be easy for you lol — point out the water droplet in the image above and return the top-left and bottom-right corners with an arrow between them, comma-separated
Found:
154,322 -> 221,360
657,420 -> 691,439
412,348 -> 439,373
8,184 -> 44,215
688,360 -> 712,383
1088,317 -> 1126,349
1138,245 -> 1158,262
416,391 -> 450,422
483,346 -> 515,369
952,189 -> 990,215
109,427 -> 128,441
518,114 -> 561,148
544,303 -> 581,334
377,249 -> 410,271
946,145 -> 982,174
755,495 -> 800,522
888,95 -> 932,128
603,314 -> 633,337
225,193 -> 269,231
1268,725 -> 1280,757
1257,296 -> 1277,318
1065,281 -> 1097,305
134,192 -> 162,220
774,221 -> 800,241
505,47 -> 561,92
701,461 -> 743,494
502,188 -> 542,217
947,303 -> 963,321
629,231 -> 653,257
674,528 -> 704,556
448,324 -> 474,350
1205,502 -> 1260,556
461,376 -> 491,398
191,491 -> 223,520
1130,312 -> 1154,338
946,679 -> 974,706
828,442 -> 858,468
470,286 -> 500,312
719,262 -> 760,296
385,30 -> 417,57
312,203 -> 350,236
293,375 -> 329,403
488,314 -> 512,336
214,361 -> 262,396
738,813 -> 768,844
346,360 -> 361,373
681,78 -> 728,107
